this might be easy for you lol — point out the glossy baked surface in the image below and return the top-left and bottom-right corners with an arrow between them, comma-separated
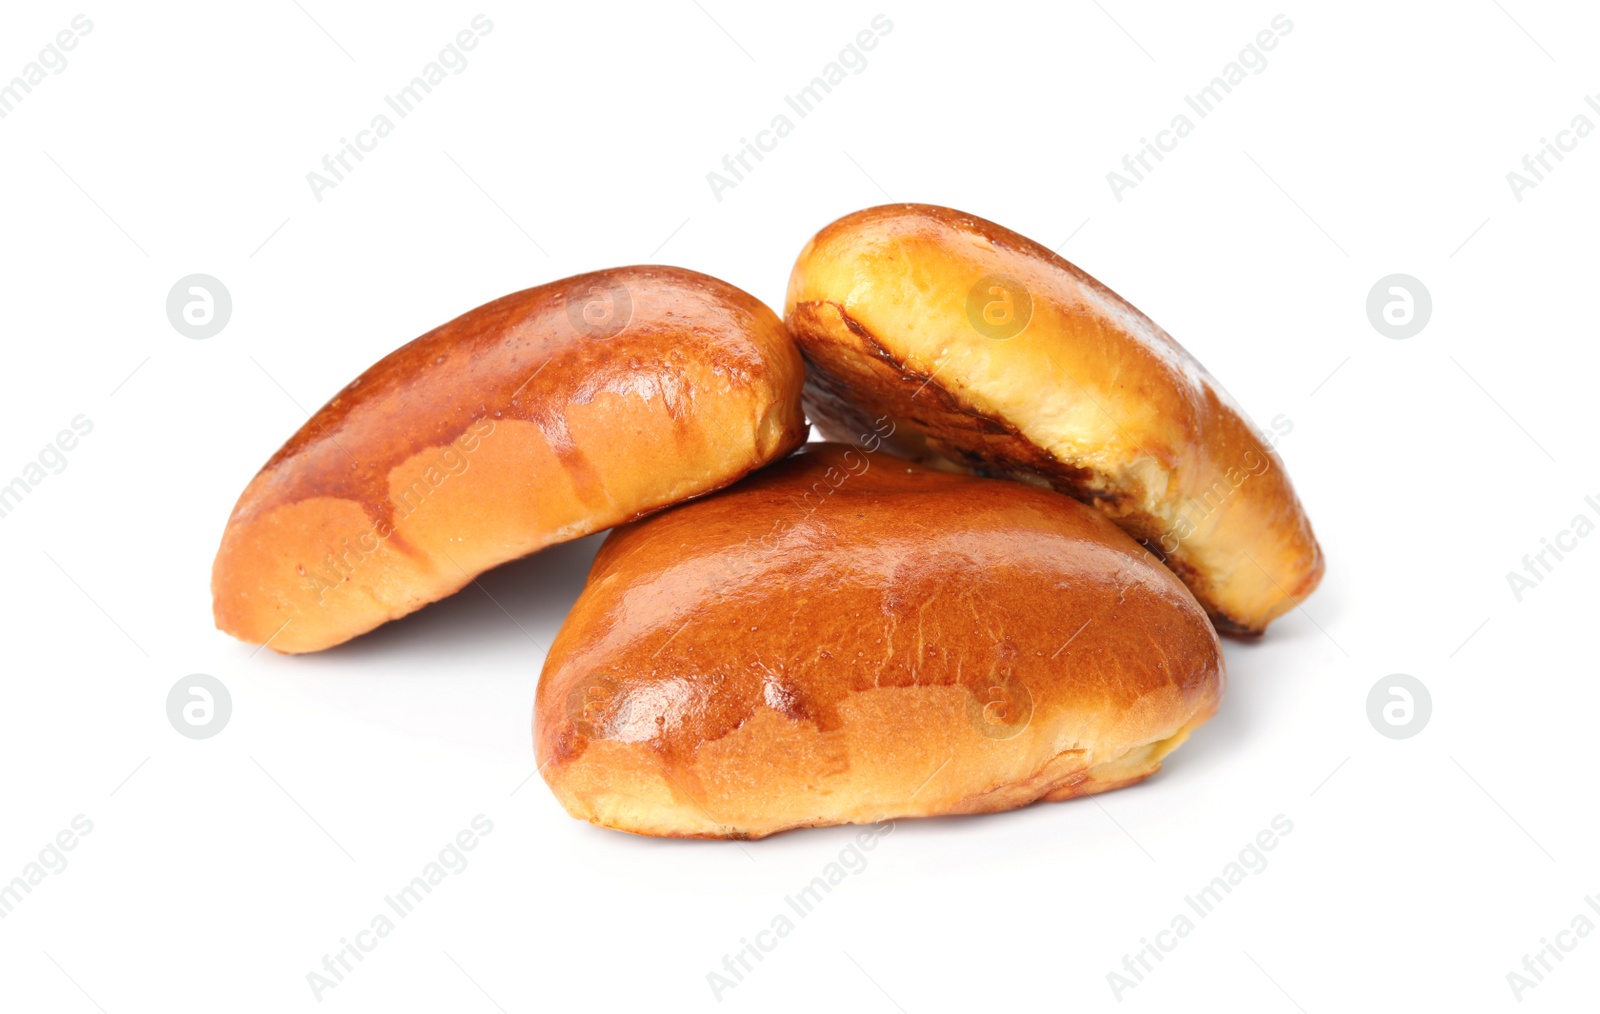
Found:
213,266 -> 807,653
536,443 -> 1223,839
785,204 -> 1323,634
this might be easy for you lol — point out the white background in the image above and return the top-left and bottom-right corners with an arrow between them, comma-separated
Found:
1,1 -> 1596,1010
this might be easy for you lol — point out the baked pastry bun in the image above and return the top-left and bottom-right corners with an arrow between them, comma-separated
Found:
785,204 -> 1322,634
212,266 -> 807,654
536,443 -> 1223,839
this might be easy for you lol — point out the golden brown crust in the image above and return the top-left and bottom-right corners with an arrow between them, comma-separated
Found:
784,204 -> 1323,634
535,444 -> 1224,839
212,266 -> 808,654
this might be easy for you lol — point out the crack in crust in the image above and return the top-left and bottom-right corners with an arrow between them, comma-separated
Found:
795,297 -> 1195,600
